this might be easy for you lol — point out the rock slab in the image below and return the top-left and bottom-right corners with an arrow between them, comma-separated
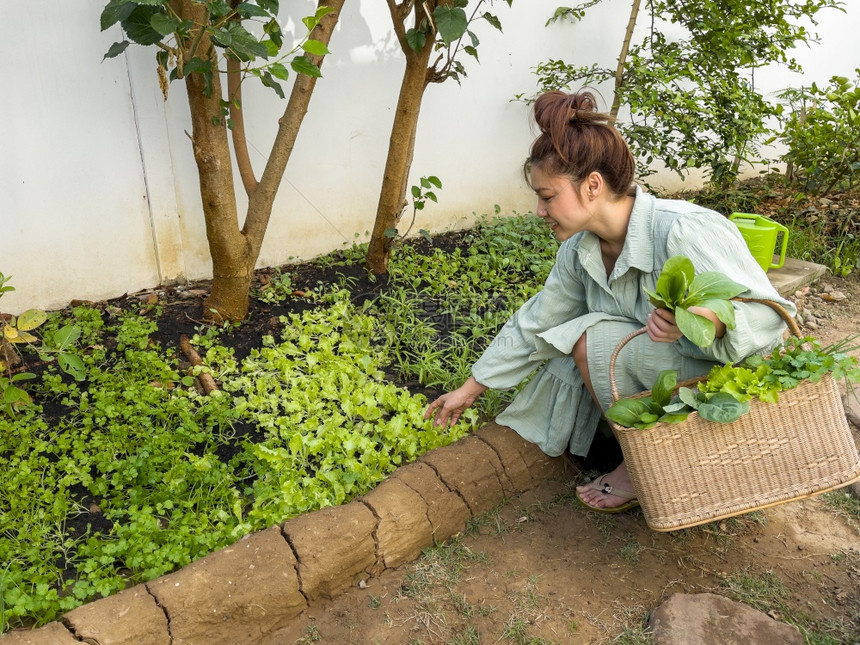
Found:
649,593 -> 803,645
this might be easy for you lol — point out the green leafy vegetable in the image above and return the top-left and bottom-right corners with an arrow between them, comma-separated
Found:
645,255 -> 748,347
606,369 -> 689,429
697,392 -> 749,423
608,332 -> 860,430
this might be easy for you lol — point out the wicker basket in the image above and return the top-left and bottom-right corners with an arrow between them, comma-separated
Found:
608,298 -> 860,532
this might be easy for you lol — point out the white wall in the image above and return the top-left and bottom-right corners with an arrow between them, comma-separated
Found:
2,0 -> 856,312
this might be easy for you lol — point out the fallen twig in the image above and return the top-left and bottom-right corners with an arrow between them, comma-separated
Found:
179,334 -> 218,395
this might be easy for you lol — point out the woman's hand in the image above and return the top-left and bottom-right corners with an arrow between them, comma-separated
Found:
646,308 -> 683,343
424,376 -> 488,427
646,306 -> 727,343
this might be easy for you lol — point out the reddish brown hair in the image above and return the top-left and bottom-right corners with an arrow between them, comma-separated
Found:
525,90 -> 635,197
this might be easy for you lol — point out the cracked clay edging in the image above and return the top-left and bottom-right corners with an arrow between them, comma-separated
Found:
1,423 -> 568,645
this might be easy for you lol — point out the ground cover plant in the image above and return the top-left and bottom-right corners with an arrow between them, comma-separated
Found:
0,212 -> 557,631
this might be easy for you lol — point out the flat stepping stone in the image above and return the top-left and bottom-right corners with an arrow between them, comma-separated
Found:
649,593 -> 803,644
767,257 -> 826,297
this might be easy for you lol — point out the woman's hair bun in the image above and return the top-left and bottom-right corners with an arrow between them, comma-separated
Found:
526,88 -> 634,196
533,90 -> 609,134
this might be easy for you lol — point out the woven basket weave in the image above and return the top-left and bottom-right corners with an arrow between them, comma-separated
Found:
608,298 -> 860,532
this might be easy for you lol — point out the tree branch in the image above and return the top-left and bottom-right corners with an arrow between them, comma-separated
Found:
242,0 -> 346,252
180,334 -> 219,394
227,58 -> 259,195
611,0 -> 641,117
386,0 -> 414,50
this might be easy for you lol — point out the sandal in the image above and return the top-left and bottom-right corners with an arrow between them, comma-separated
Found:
575,474 -> 640,514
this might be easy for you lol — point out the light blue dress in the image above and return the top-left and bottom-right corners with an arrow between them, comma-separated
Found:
471,187 -> 796,457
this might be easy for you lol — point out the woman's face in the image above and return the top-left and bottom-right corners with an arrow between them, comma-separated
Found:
529,166 -> 590,241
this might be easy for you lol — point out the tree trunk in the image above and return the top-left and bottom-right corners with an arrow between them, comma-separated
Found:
365,16 -> 435,276
180,12 -> 251,322
178,0 -> 344,322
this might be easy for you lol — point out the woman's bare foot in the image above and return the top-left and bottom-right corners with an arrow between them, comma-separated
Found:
575,461 -> 637,510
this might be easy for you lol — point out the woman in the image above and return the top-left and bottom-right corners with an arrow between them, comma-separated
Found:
424,90 -> 795,512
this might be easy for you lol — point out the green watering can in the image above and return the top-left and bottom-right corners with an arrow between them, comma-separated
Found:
729,213 -> 789,273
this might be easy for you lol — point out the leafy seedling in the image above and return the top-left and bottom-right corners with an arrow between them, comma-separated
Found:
645,255 -> 748,347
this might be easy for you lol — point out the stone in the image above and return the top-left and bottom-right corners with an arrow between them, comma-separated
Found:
0,622 -> 79,644
283,501 -> 377,601
391,461 -> 471,543
147,526 -> 305,644
649,593 -> 803,645
419,435 -> 506,516
766,258 -> 827,298
64,584 -> 169,645
361,477 -> 434,569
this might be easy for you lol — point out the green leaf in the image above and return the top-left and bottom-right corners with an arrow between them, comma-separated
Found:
3,384 -> 31,406
658,411 -> 689,424
259,72 -> 285,99
675,306 -> 716,347
685,271 -> 747,303
122,6 -> 164,46
258,0 -> 279,13
221,23 -> 269,61
290,55 -> 321,78
207,0 -> 233,18
605,398 -> 652,428
644,287 -> 670,310
405,27 -> 427,53
434,6 -> 468,44
302,5 -> 335,31
264,18 -> 283,48
236,2 -> 270,18
101,0 -> 136,31
183,57 -> 213,97
696,298 -> 737,329
653,255 -> 694,308
302,39 -> 330,56
267,62 -> 289,81
150,13 -> 180,36
58,354 -> 86,381
53,325 -> 82,351
651,369 -> 677,408
482,12 -> 502,31
698,392 -> 748,423
211,27 -> 233,47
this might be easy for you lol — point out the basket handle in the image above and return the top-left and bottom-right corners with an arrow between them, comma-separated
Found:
608,297 -> 801,403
